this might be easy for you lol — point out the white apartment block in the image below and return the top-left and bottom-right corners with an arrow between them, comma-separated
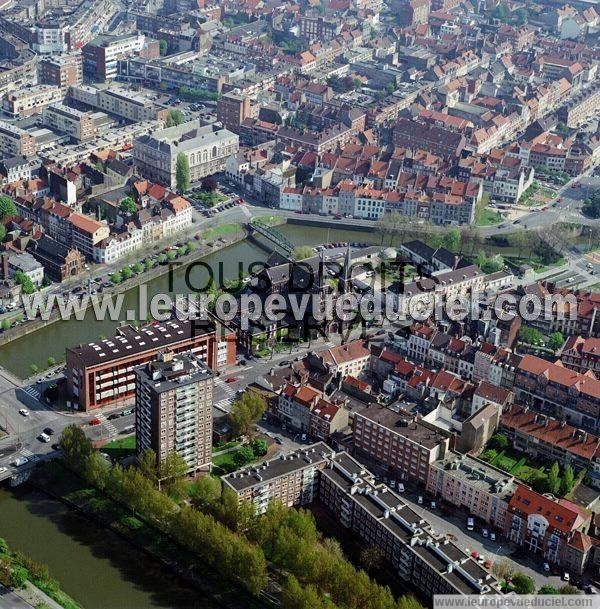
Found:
2,85 -> 63,118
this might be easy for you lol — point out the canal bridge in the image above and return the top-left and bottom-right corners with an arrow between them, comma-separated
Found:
247,219 -> 294,256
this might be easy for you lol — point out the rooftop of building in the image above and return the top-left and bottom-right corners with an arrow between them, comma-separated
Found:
135,351 -> 213,392
222,442 -> 334,492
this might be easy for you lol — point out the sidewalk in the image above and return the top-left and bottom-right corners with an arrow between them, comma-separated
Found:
0,582 -> 64,609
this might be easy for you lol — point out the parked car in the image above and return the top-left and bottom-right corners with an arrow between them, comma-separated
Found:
467,517 -> 474,531
43,427 -> 54,435
482,528 -> 489,538
19,408 -> 29,417
543,562 -> 550,573
397,483 -> 405,493
11,456 -> 28,467
108,413 -> 121,420
417,496 -> 424,505
490,532 -> 496,542
38,433 -> 50,443
563,572 -> 570,582
89,418 -> 101,426
225,377 -> 237,383
121,408 -> 133,416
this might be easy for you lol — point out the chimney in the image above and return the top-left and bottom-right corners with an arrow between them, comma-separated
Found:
1,253 -> 9,280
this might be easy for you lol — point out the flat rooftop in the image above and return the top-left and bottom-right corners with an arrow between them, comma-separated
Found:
223,442 -> 334,492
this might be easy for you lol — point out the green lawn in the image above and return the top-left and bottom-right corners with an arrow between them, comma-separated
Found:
101,436 -> 136,460
203,224 -> 242,240
476,208 -> 503,226
190,191 -> 228,206
212,440 -> 240,453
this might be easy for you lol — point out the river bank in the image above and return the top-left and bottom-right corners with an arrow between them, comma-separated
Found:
30,461 -> 271,609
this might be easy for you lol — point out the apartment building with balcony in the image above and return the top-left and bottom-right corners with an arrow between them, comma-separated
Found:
426,451 -> 515,529
221,442 -> 334,514
352,406 -> 450,486
504,485 -> 592,574
2,85 -> 63,118
514,354 -> 600,432
559,335 -> 600,375
66,316 -> 236,411
42,103 -> 98,142
318,451 -> 503,599
38,54 -> 83,92
135,351 -> 213,473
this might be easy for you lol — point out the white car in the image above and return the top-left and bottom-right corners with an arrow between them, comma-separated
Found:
11,456 -> 28,467
38,433 -> 50,443
563,572 -> 570,582
543,562 -> 550,573
19,408 -> 30,417
397,483 -> 405,493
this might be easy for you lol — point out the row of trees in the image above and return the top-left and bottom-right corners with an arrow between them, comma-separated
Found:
518,326 -> 564,351
492,560 -> 579,595
58,425 -> 268,596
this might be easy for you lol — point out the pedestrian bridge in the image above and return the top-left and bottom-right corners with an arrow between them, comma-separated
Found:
247,219 -> 294,256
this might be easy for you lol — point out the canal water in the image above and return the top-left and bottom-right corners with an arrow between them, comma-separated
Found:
0,486 -> 214,609
0,225 -> 382,378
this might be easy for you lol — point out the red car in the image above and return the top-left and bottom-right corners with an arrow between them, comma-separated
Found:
225,377 -> 237,383
89,418 -> 101,426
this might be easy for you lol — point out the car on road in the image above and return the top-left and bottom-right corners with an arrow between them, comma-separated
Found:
11,456 -> 28,467
19,408 -> 29,417
43,427 -> 54,435
490,532 -> 496,542
225,377 -> 237,383
543,562 -> 550,572
89,418 -> 101,426
121,425 -> 135,435
38,433 -> 50,443
563,572 -> 570,582
108,413 -> 121,420
279,360 -> 291,367
467,517 -> 474,531
397,483 -> 405,493
417,496 -> 423,504
482,528 -> 489,538
275,437 -> 283,444
121,408 -> 133,416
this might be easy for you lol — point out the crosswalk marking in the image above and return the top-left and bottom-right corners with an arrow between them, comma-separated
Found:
21,449 -> 34,457
96,414 -> 118,437
22,386 -> 40,399
214,398 -> 233,412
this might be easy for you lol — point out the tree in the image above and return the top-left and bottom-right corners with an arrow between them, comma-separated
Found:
489,433 -> 508,451
548,461 -> 561,495
360,546 -> 382,573
583,192 -> 600,219
491,559 -> 514,581
548,332 -> 565,351
201,176 -> 218,191
159,39 -> 168,55
132,262 -> 143,274
561,465 -> 575,496
539,585 -> 559,594
13,270 -> 35,294
292,245 -> 315,260
166,109 -> 184,127
480,448 -> 498,461
47,356 -> 56,367
176,153 -> 191,193
0,224 -> 6,242
110,272 -> 123,284
166,250 -> 177,261
144,258 -> 154,271
59,424 -> 93,473
251,438 -> 268,457
442,227 -> 460,252
119,197 -> 137,214
518,325 -> 544,345
229,392 -> 267,438
30,363 -> 39,375
158,452 -> 188,485
511,572 -> 535,594
475,252 -> 504,274
122,267 -> 133,280
233,445 -> 255,467
157,253 -> 167,265
559,585 -> 580,594
189,475 -> 221,511
0,196 -> 17,220
1,319 -> 10,331
137,449 -> 158,484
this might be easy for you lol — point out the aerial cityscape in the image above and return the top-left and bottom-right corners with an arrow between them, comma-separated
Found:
0,0 -> 599,607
